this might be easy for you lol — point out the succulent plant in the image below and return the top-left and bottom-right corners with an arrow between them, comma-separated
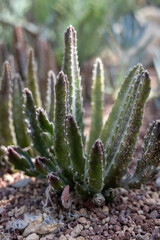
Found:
7,25 -> 160,206
0,26 -> 57,104
0,62 -> 32,171
0,26 -> 57,169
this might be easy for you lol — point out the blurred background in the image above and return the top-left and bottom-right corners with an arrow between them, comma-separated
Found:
1,0 -> 160,103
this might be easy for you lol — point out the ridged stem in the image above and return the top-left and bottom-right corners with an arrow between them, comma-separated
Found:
45,71 -> 56,123
65,114 -> 86,182
88,140 -> 104,192
87,58 -> 104,154
104,68 -> 151,188
26,49 -> 41,107
54,71 -> 72,179
62,25 -> 85,141
12,74 -> 30,148
0,62 -> 16,146
125,120 -> 160,188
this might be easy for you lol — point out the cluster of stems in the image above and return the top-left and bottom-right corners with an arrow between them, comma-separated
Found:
0,26 -> 159,206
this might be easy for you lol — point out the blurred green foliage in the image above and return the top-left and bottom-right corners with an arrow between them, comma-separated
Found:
103,12 -> 152,98
0,0 -> 147,66
0,0 -> 30,51
152,51 -> 160,109
30,0 -> 108,64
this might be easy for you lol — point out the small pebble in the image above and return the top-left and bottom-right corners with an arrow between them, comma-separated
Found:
26,233 -> 39,240
12,179 -> 30,188
78,217 -> 87,224
102,206 -> 109,214
109,216 -> 117,225
59,235 -> 67,240
71,224 -> 83,237
79,208 -> 87,215
138,210 -> 144,215
145,198 -> 156,205
155,219 -> 160,226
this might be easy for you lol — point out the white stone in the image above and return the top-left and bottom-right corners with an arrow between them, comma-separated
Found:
76,237 -> 85,240
59,235 -> 67,240
26,233 -> 39,240
67,237 -> 76,240
40,234 -> 55,240
145,198 -> 156,205
4,173 -> 14,182
102,206 -> 109,214
155,219 -> 160,226
138,210 -> 143,215
71,224 -> 83,237
79,208 -> 87,215
12,178 -> 30,188
23,215 -> 61,237
78,217 -> 87,224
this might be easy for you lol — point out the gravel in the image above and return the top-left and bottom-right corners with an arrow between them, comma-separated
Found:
0,172 -> 160,240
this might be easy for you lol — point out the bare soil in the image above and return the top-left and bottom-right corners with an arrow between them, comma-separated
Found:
0,171 -> 160,239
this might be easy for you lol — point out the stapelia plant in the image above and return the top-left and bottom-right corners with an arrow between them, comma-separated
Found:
0,26 -> 57,105
0,47 -> 42,143
0,48 -> 41,169
8,26 -> 160,207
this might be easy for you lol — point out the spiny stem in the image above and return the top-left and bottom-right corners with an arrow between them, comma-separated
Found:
12,74 -> 30,148
0,62 -> 16,145
65,114 -> 86,182
26,49 -> 41,107
88,140 -> 104,192
62,25 -> 85,141
88,58 -> 104,154
54,71 -> 72,179
45,70 -> 56,123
